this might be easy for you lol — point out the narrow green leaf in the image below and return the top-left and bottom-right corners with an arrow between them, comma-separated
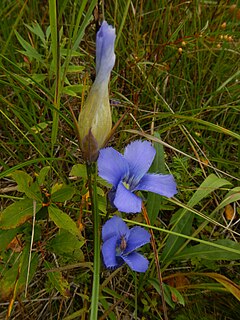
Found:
44,261 -> 70,297
173,239 -> 240,261
14,30 -> 43,62
147,132 -> 167,224
161,174 -> 232,262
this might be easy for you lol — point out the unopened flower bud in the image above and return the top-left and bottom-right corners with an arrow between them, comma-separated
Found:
78,21 -> 116,162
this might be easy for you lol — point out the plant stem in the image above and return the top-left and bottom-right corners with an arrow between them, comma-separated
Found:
87,163 -> 100,320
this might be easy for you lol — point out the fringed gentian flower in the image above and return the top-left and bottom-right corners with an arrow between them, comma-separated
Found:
102,215 -> 150,272
98,140 -> 177,213
78,21 -> 116,162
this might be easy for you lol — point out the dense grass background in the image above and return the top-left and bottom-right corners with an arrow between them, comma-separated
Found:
0,1 -> 240,319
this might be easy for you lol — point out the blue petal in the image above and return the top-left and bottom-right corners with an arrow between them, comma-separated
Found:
96,21 -> 116,82
135,173 -> 177,198
114,182 -> 142,213
124,226 -> 150,254
124,141 -> 156,187
98,147 -> 129,188
102,215 -> 129,242
121,252 -> 149,272
102,236 -> 119,268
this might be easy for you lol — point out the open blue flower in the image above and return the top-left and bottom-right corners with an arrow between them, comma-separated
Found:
102,215 -> 150,272
98,140 -> 177,213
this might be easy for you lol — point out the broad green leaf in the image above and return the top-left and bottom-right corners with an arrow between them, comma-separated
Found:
147,132 -> 167,225
51,185 -> 75,202
44,261 -> 70,297
0,244 -> 38,301
11,170 -> 42,201
31,122 -> 49,134
49,229 -> 84,261
0,199 -> 42,229
173,239 -> 240,261
48,205 -> 80,237
67,65 -> 85,73
62,84 -> 84,96
0,227 -> 22,251
70,164 -> 87,179
36,166 -> 51,185
161,174 -> 232,262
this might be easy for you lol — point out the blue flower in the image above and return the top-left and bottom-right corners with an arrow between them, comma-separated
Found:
98,140 -> 177,213
102,215 -> 151,272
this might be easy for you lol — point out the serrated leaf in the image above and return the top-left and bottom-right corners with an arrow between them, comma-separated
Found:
70,164 -> 87,179
0,199 -> 42,229
51,185 -> 75,202
48,205 -> 80,237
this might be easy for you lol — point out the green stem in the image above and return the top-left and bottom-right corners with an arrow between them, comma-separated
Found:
87,163 -> 100,320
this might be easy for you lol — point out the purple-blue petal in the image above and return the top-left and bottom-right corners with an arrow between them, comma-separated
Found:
135,173 -> 177,198
96,21 -> 116,82
102,236 -> 118,268
125,226 -> 151,254
98,147 -> 129,188
124,140 -> 156,186
121,252 -> 149,272
102,215 -> 129,242
114,182 -> 142,213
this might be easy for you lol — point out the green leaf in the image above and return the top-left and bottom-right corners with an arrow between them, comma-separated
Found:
48,205 -> 80,237
70,164 -> 87,179
161,174 -> 232,262
0,245 -> 39,301
24,22 -> 46,44
0,199 -> 42,229
147,132 -> 167,225
44,261 -> 70,297
51,185 -> 75,202
11,170 -> 42,201
14,30 -> 44,62
62,84 -> 84,96
0,228 -> 22,251
36,166 -> 51,185
173,239 -> 240,261
49,229 -> 84,261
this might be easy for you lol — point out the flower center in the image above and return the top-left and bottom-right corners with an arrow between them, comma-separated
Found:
123,181 -> 130,190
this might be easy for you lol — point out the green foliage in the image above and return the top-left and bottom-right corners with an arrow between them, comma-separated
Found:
0,0 -> 240,319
